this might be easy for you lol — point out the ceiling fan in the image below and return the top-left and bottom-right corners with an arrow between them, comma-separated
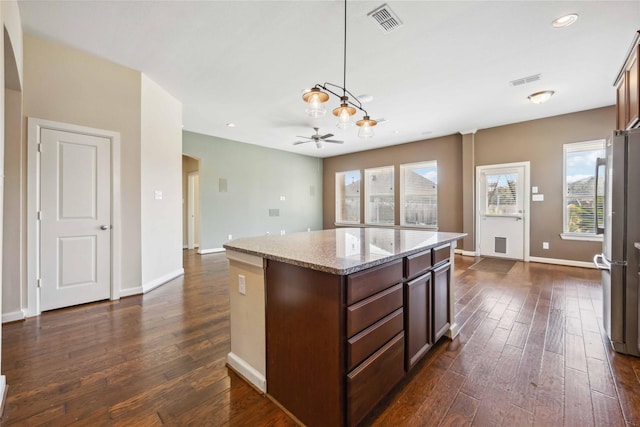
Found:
293,127 -> 344,149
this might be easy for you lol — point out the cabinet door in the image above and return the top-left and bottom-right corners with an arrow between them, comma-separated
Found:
433,262 -> 451,341
628,51 -> 639,128
617,75 -> 628,130
404,273 -> 432,370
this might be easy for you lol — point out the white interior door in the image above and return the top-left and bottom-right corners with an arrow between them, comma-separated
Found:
40,128 -> 111,311
477,164 -> 527,260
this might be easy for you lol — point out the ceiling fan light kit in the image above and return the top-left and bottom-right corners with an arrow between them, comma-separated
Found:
301,0 -> 377,138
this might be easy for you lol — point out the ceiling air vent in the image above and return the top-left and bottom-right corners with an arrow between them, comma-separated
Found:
509,74 -> 541,87
368,4 -> 403,34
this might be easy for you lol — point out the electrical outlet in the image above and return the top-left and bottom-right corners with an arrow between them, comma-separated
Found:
280,229 -> 285,235
238,275 -> 246,295
543,242 -> 549,249
228,234 -> 232,241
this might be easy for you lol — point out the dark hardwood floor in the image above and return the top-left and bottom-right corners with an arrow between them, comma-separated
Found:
2,251 -> 640,426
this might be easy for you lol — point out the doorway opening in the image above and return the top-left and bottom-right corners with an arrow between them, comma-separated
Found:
182,155 -> 201,250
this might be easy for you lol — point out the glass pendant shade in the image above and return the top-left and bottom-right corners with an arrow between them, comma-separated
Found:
356,116 -> 377,139
333,101 -> 356,129
303,88 -> 329,117
358,122 -> 374,138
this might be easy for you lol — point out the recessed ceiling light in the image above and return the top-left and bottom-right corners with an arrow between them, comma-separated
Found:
528,90 -> 555,104
357,94 -> 374,103
552,13 -> 578,28
421,131 -> 433,135
226,123 -> 236,128
393,130 -> 400,134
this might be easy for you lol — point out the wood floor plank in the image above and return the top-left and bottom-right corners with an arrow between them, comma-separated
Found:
565,367 -> 595,427
2,252 -> 638,427
532,350 -> 564,427
591,390 -> 625,427
565,333 -> 588,372
440,392 -> 479,427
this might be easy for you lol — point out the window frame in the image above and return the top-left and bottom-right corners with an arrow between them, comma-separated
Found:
561,139 -> 605,242
335,170 -> 361,225
364,166 -> 395,226
399,160 -> 438,229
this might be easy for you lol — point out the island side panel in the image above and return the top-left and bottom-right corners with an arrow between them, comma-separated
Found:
266,260 -> 345,427
226,251 -> 267,391
446,241 -> 460,339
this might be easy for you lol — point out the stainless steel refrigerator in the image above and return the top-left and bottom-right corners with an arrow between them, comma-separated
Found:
593,128 -> 640,357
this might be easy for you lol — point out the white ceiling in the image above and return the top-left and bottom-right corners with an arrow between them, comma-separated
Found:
17,1 -> 640,158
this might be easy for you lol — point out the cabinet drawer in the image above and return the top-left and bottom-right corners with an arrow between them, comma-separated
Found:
347,284 -> 403,337
432,244 -> 450,266
404,250 -> 432,280
347,308 -> 403,371
347,332 -> 405,427
347,259 -> 403,305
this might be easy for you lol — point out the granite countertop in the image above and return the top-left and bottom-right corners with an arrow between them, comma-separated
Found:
224,228 -> 466,275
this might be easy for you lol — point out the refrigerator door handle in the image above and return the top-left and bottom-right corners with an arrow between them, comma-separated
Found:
593,253 -> 611,270
595,157 -> 606,235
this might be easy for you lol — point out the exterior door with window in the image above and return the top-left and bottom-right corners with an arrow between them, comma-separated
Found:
477,164 -> 526,260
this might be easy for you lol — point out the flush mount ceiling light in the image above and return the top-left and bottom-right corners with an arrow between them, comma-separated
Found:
301,0 -> 377,139
528,90 -> 555,104
552,13 -> 578,28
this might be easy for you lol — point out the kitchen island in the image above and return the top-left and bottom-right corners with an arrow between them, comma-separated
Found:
224,228 -> 466,426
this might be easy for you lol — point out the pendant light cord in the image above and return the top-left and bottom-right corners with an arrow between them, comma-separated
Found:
342,0 -> 347,97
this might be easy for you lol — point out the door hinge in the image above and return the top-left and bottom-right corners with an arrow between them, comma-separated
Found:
37,143 -> 42,153
37,211 -> 42,221
37,278 -> 42,288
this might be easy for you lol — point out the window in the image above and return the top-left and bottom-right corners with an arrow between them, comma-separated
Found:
365,166 -> 394,225
400,161 -> 437,228
485,172 -> 519,215
563,140 -> 605,240
335,170 -> 361,223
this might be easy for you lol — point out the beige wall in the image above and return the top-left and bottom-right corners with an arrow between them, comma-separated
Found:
2,89 -> 22,320
475,106 -> 615,261
140,74 -> 183,289
23,34 -> 143,292
323,134 -> 463,234
323,106 -> 615,264
1,0 -> 23,393
182,155 -> 200,248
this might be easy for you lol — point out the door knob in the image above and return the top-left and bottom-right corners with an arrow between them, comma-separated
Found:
100,225 -> 110,230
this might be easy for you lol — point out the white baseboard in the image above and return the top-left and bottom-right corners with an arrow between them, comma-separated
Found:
457,250 -> 478,257
119,286 -> 143,298
227,352 -> 266,393
2,309 -> 26,323
0,375 -> 6,415
198,247 -> 225,255
529,256 -> 596,269
142,268 -> 185,293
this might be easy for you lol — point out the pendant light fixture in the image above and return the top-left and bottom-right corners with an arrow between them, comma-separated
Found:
302,0 -> 377,138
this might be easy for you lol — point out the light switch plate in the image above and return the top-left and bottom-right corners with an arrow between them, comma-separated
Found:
532,194 -> 544,201
532,186 -> 538,194
154,190 -> 163,200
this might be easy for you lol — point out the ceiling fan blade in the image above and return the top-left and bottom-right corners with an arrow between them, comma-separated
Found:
295,136 -> 313,139
320,133 -> 334,139
325,140 -> 344,144
293,140 -> 310,145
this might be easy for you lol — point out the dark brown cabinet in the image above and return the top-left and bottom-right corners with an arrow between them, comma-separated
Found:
433,262 -> 451,341
265,243 -> 453,427
615,31 -> 640,130
404,273 -> 432,370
